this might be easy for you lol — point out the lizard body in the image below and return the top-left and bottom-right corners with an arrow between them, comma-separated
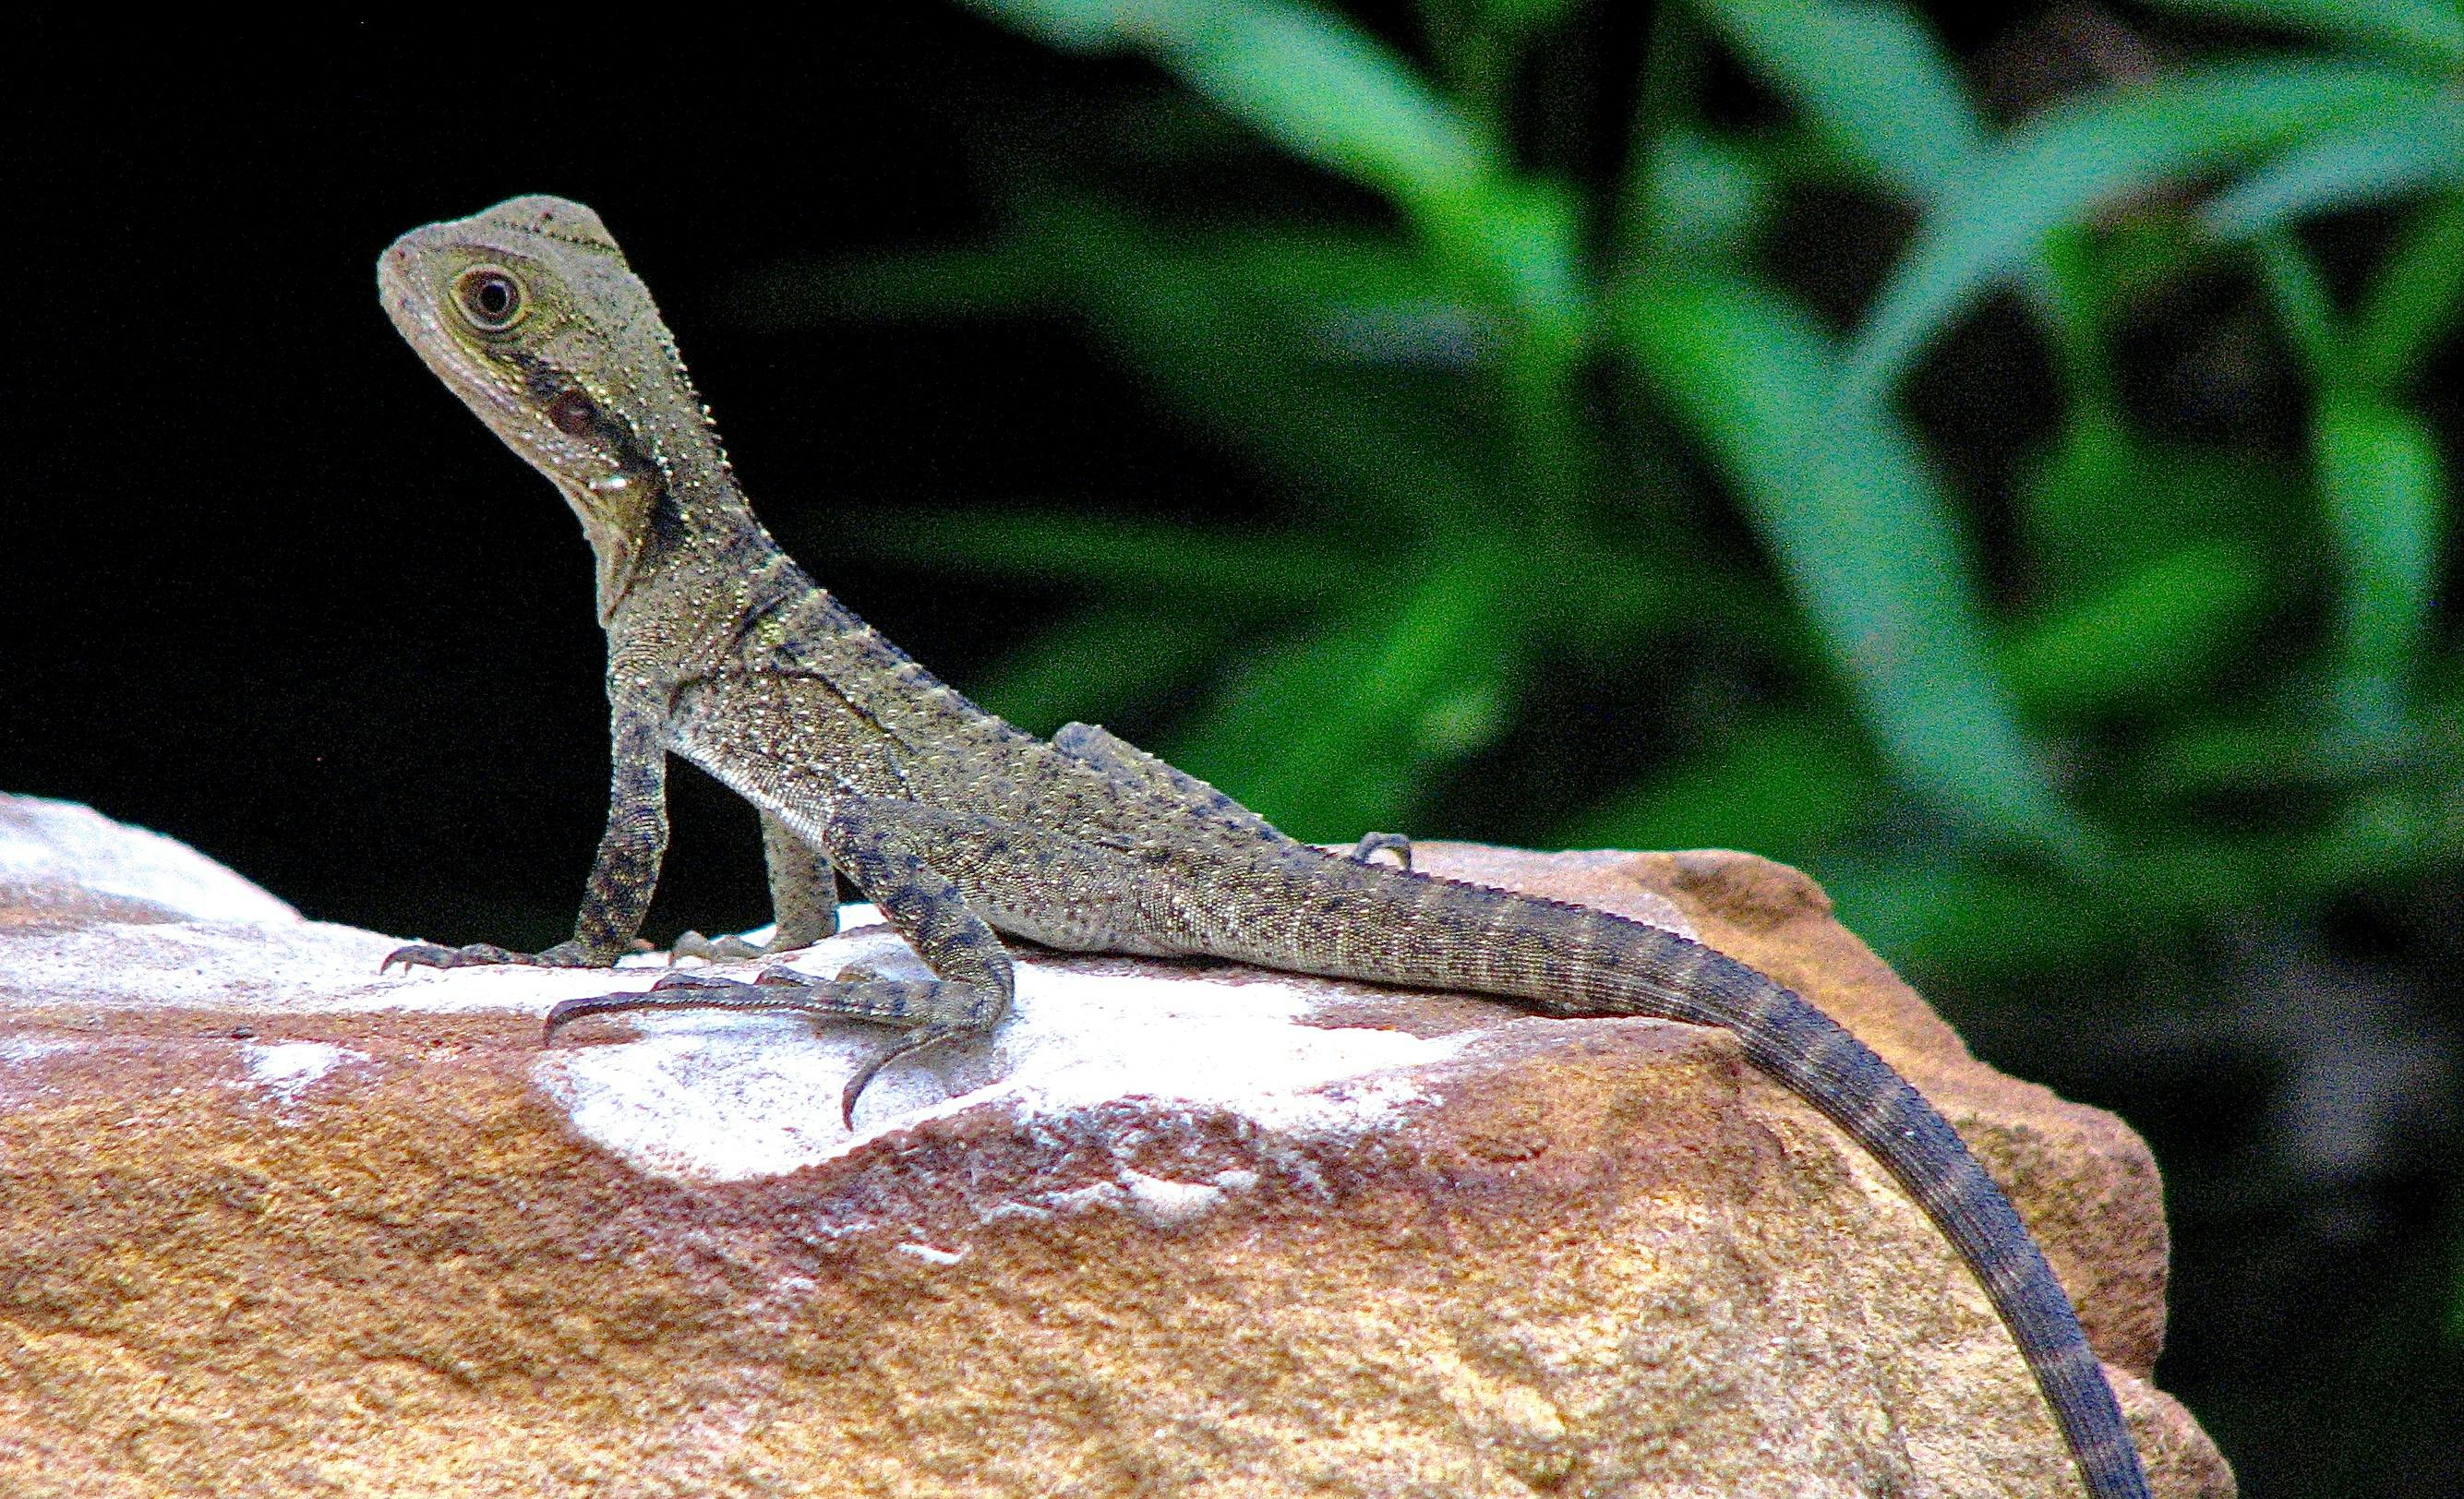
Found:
378,196 -> 2151,1499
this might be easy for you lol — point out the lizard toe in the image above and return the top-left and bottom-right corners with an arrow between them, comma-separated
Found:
669,930 -> 774,964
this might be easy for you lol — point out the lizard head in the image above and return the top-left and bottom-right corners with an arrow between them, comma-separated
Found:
379,196 -> 730,613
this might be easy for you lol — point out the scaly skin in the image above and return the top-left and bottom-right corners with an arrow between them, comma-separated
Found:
377,196 -> 2152,1499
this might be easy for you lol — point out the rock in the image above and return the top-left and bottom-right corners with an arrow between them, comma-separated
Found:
0,794 -> 2231,1497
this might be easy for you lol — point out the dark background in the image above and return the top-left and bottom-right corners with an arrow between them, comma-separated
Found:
10,14 -> 1073,948
10,9 -> 2461,1494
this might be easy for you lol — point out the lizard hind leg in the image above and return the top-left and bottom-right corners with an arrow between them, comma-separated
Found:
1052,721 -> 1283,843
551,795 -> 1020,1127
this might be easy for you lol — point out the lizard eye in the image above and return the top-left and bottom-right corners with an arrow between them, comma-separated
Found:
546,389 -> 599,436
452,265 -> 526,332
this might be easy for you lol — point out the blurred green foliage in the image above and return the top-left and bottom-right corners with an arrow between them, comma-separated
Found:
783,0 -> 2464,946
760,2 -> 2464,1456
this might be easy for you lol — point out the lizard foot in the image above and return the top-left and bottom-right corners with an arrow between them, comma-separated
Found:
543,963 -> 983,1128
543,964 -> 847,1042
382,938 -> 607,973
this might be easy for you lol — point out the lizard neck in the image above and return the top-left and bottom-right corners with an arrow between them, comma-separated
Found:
597,464 -> 799,681
548,391 -> 746,628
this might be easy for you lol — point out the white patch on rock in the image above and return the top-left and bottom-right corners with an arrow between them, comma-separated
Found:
0,795 -> 298,925
532,923 -> 1466,1185
1117,1169 -> 1227,1230
894,1241 -> 968,1266
977,1200 -> 1056,1227
0,915 -> 665,1014
0,797 -> 1463,1201
1040,1180 -> 1127,1215
239,1040 -> 361,1109
1006,1166 -> 1261,1231
0,794 -> 868,1019
541,1013 -> 875,1181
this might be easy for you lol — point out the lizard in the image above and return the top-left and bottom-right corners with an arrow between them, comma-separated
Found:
376,195 -> 2153,1499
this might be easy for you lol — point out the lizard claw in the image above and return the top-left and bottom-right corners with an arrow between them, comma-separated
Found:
839,1027 -> 954,1129
542,989 -> 641,1045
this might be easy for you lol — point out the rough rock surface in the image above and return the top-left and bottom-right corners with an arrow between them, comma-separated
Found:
0,793 -> 2232,1497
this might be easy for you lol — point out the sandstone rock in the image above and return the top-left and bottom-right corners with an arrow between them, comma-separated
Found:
0,794 -> 2231,1497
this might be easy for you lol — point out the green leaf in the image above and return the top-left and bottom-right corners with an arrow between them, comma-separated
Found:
1560,709 -> 1875,867
1691,0 -> 1985,200
972,2 -> 1480,210
1170,541 -> 1520,837
2251,230 -> 2339,376
1815,849 -> 2117,973
1476,0 -> 1584,28
2143,0 -> 2464,71
2317,395 -> 2446,745
1632,127 -> 1776,262
2351,194 -> 2464,391
1999,539 -> 2276,720
2020,422 -> 2305,598
844,508 -> 1375,602
2204,98 -> 2464,237
1845,58 -> 2441,394
971,0 -> 1583,335
977,0 -> 1497,215
1022,196 -> 1503,528
2312,779 -> 2447,881
1615,267 -> 2090,861
1522,543 -> 1805,657
966,605 -> 1242,731
2143,713 -> 2344,795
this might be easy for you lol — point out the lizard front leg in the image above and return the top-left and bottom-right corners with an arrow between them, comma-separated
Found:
547,795 -> 1014,1125
386,707 -> 669,971
672,810 -> 840,962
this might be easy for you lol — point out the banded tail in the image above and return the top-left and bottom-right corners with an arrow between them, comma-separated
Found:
1235,855 -> 2151,1499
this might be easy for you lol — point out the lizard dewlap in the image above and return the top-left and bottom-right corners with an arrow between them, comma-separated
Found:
378,196 -> 2156,1499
